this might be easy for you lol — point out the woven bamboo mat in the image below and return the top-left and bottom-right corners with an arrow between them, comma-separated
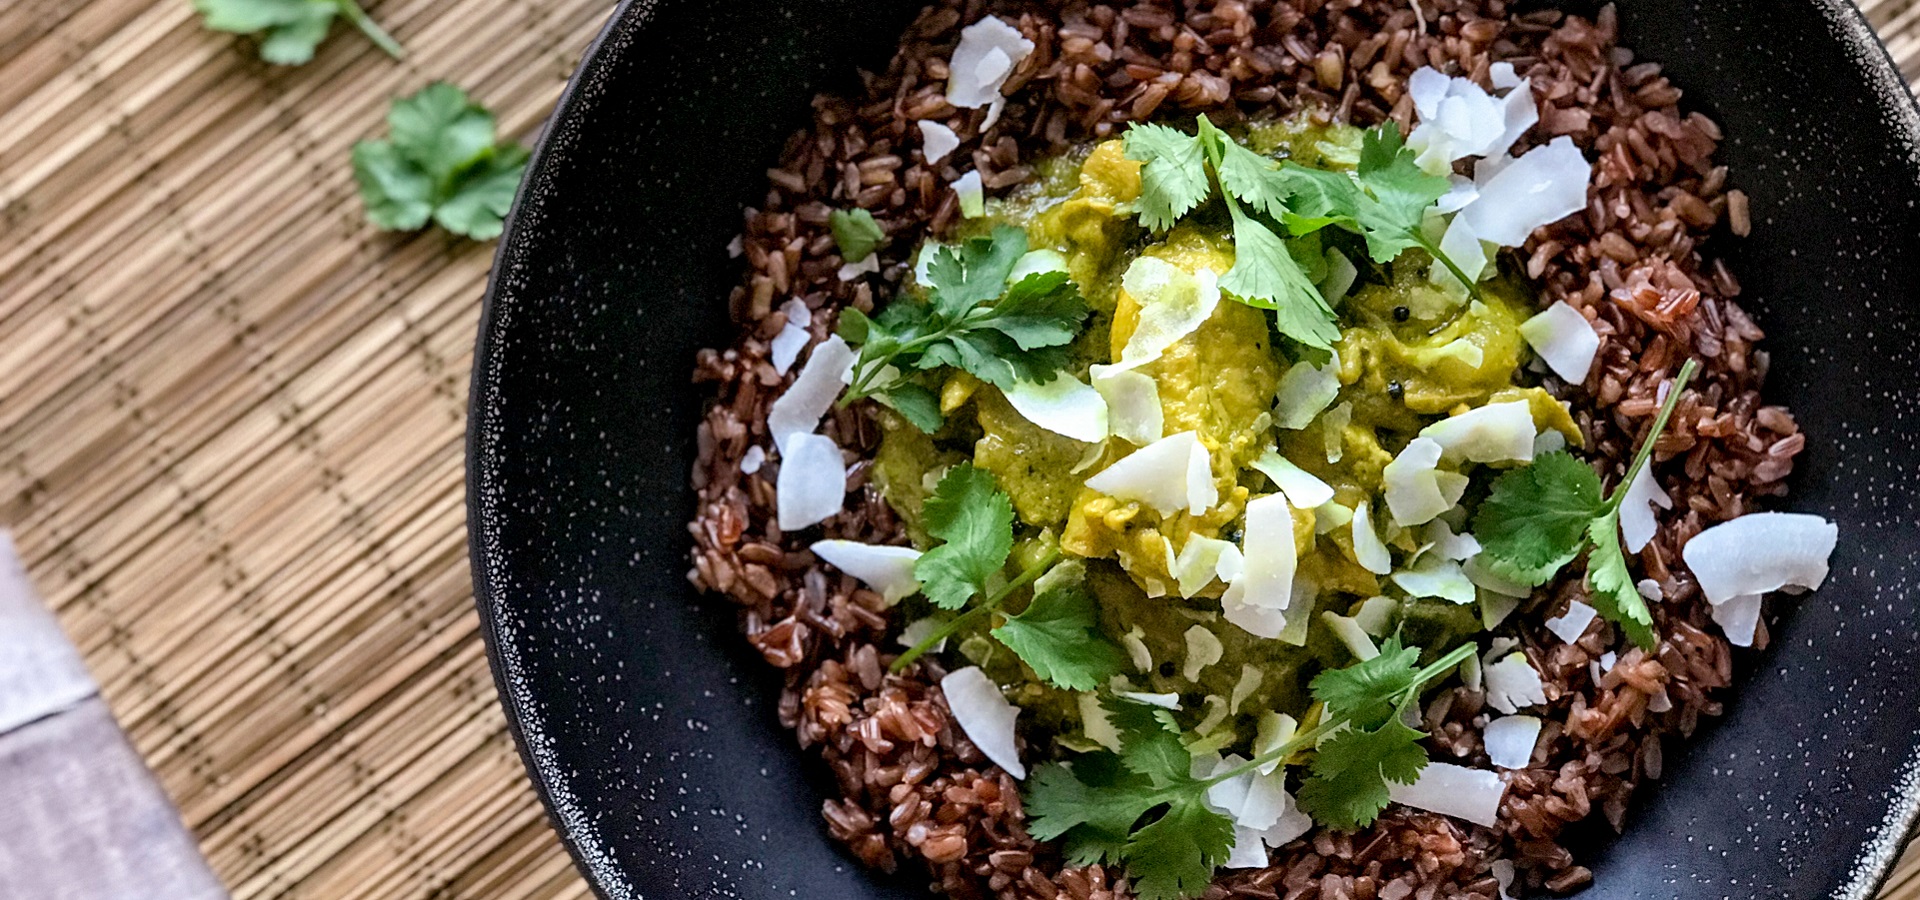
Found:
0,1 -> 1916,898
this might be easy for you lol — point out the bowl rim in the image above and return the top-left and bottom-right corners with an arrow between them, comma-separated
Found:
465,2 -> 1920,898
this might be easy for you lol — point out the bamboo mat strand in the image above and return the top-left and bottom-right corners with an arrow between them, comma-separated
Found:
0,2 -> 1915,898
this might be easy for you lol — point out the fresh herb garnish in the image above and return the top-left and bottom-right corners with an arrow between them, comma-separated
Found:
352,83 -> 529,240
1121,117 -> 1485,350
1472,358 -> 1699,648
890,465 -> 1123,690
194,0 -> 403,65
829,208 -> 885,263
837,226 -> 1089,432
1025,639 -> 1476,899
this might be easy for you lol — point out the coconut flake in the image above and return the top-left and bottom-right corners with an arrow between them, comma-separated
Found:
1078,692 -> 1122,751
1434,215 -> 1490,289
945,16 -> 1033,129
1091,365 -> 1164,446
1460,136 -> 1590,247
1223,493 -> 1297,614
1353,596 -> 1398,636
1008,249 -> 1068,284
1422,520 -> 1482,561
940,666 -> 1025,779
919,120 -> 961,165
1519,301 -> 1601,384
770,299 -> 814,374
1490,62 -> 1523,90
952,170 -> 985,218
740,445 -> 766,475
1183,625 -> 1225,680
1004,373 -> 1109,443
837,254 -> 880,281
1251,450 -> 1335,509
777,433 -> 848,530
1618,465 -> 1674,553
1637,578 -> 1664,603
1484,652 -> 1548,714
1274,356 -> 1342,429
767,335 -> 856,453
1322,612 -> 1379,661
1436,175 -> 1480,214
1648,688 -> 1674,713
899,617 -> 949,653
1419,400 -> 1537,464
1480,592 -> 1521,629
726,234 -> 744,258
1682,512 -> 1839,605
1545,600 -> 1598,645
1711,593 -> 1764,647
1392,557 -> 1477,604
1383,437 -> 1455,527
1114,258 -> 1222,369
1174,536 -> 1239,599
1114,690 -> 1180,709
1533,427 -> 1568,456
811,540 -> 922,604
1322,401 -> 1352,463
1315,500 -> 1354,535
1388,762 -> 1505,827
1464,556 -> 1533,599
1350,500 -> 1392,575
1085,431 -> 1213,516
1484,715 -> 1542,769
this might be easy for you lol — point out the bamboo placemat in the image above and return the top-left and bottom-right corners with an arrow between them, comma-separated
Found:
0,2 -> 1916,898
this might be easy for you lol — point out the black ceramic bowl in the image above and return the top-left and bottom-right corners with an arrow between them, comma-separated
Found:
468,2 -> 1920,897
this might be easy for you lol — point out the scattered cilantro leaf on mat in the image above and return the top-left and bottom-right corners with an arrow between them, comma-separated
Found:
1025,643 -> 1476,897
991,580 -> 1128,691
352,82 -> 528,239
1472,358 -> 1699,648
829,208 -> 884,263
914,463 -> 1014,610
195,0 -> 403,65
837,226 -> 1089,429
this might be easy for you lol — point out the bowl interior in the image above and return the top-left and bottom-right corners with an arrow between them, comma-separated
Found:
469,2 -> 1920,897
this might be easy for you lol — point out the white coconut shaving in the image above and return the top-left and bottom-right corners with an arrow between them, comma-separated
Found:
1459,136 -> 1590,247
1383,437 -> 1460,527
1322,612 -> 1379,661
726,234 -> 744,258
1421,519 -> 1482,562
1682,512 -> 1839,605
952,170 -> 985,218
1183,625 -> 1225,680
1353,596 -> 1398,636
1273,356 -> 1342,430
1084,431 -> 1216,516
1090,364 -> 1164,446
1464,555 -> 1533,598
1484,714 -> 1542,769
1388,762 -> 1505,827
1480,591 -> 1522,629
1392,556 -> 1477,605
898,616 -> 949,653
1637,578 -> 1664,603
1350,500 -> 1392,575
1320,248 -> 1359,303
1251,449 -> 1335,509
810,540 -> 922,604
1314,500 -> 1353,535
918,120 -> 961,165
1113,689 -> 1180,709
1619,464 -> 1674,553
769,299 -> 814,374
776,432 -> 847,530
1419,399 -> 1537,464
944,16 -> 1033,130
1199,754 -> 1313,867
1322,401 -> 1352,463
1113,257 -> 1221,369
1545,600 -> 1598,645
1432,215 -> 1490,290
739,445 -> 766,475
1174,536 -> 1240,599
1533,427 -> 1568,456
1221,492 -> 1297,618
940,666 -> 1025,779
1008,248 -> 1068,283
1518,300 -> 1601,385
766,335 -> 855,453
1484,651 -> 1549,714
1003,373 -> 1110,443
1711,593 -> 1765,647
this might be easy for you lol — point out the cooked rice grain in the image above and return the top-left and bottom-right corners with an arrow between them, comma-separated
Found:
688,2 -> 1803,897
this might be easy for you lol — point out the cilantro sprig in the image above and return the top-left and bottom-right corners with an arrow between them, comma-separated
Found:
352,83 -> 529,240
1121,117 -> 1482,351
889,465 -> 1124,690
1472,358 -> 1699,648
195,0 -> 403,65
837,226 -> 1089,433
1025,639 -> 1475,899
829,208 -> 885,263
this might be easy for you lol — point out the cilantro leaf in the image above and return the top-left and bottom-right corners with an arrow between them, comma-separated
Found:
1308,636 -> 1423,730
1274,164 -> 1362,235
1350,124 -> 1453,264
1024,755 -> 1160,847
914,464 -> 1013,609
991,581 -> 1128,691
1219,207 -> 1340,350
927,226 -> 1029,319
1587,511 -> 1656,648
980,271 -> 1086,349
1124,123 -> 1211,232
829,208 -> 884,263
1125,796 -> 1236,900
1295,715 -> 1429,831
1199,116 -> 1292,221
352,83 -> 528,239
1471,451 -> 1606,585
194,0 -> 402,64
874,382 -> 944,433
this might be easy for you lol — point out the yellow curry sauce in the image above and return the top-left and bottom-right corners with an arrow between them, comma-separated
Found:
871,119 -> 1578,751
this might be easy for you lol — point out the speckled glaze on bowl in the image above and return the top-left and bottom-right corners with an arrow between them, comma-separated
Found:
468,2 -> 1920,897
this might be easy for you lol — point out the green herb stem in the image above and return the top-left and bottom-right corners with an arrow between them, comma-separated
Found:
1409,232 -> 1485,304
891,548 -> 1062,672
335,0 -> 404,58
1202,641 -> 1478,786
1605,357 -> 1699,511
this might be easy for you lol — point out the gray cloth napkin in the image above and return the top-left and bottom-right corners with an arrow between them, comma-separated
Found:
0,533 -> 227,900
